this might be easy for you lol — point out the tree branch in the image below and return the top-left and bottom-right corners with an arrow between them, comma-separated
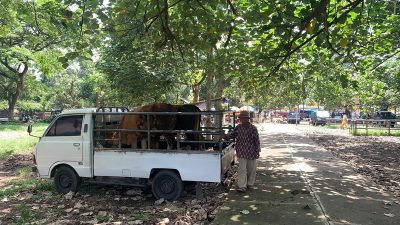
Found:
0,69 -> 13,80
32,0 -> 42,35
144,0 -> 184,32
0,57 -> 17,74
33,39 -> 63,52
79,0 -> 86,45
285,0 -> 330,51
265,0 -> 363,79
195,0 -> 212,13
227,0 -> 237,15
370,49 -> 400,71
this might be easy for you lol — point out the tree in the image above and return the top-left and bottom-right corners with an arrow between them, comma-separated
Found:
0,0 -> 102,118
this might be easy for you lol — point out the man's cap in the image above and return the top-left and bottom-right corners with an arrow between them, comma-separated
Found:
238,110 -> 250,118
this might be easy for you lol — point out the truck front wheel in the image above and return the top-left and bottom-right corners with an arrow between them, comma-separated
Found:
152,170 -> 183,201
54,166 -> 81,194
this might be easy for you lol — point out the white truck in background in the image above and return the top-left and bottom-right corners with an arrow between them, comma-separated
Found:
29,107 -> 236,201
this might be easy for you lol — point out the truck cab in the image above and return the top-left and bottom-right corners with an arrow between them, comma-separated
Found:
30,107 -> 236,201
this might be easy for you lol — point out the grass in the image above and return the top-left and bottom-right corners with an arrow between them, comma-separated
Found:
324,124 -> 340,129
0,122 -> 47,132
352,129 -> 400,136
320,123 -> 400,136
0,167 -> 54,199
14,203 -> 44,225
133,212 -> 153,221
0,122 -> 48,159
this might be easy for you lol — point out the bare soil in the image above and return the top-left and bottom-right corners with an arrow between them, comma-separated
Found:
297,124 -> 400,198
0,154 -> 235,225
309,135 -> 400,198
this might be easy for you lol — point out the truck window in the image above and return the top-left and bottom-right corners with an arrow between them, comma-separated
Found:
46,115 -> 83,137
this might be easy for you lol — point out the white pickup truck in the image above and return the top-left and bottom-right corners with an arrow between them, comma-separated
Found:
29,107 -> 236,201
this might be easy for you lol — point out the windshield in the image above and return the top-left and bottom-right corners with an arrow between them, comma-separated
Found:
316,111 -> 330,118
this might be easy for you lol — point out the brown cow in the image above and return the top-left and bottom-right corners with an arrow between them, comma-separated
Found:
114,107 -> 147,149
136,103 -> 177,150
115,103 -> 202,150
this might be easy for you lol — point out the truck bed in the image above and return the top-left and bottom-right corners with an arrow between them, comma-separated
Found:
93,143 -> 235,183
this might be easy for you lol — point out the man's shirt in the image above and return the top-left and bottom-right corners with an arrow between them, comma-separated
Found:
227,123 -> 260,160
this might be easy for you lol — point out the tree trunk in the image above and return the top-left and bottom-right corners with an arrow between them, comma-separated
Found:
214,73 -> 225,111
191,84 -> 200,103
8,64 -> 28,120
205,49 -> 214,111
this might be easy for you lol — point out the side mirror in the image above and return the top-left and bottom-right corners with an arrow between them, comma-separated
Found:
27,124 -> 32,134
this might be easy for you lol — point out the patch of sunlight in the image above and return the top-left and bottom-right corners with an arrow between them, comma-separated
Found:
289,143 -> 315,148
346,194 -> 360,200
275,162 -> 316,172
230,214 -> 242,222
220,206 -> 231,210
249,205 -> 258,211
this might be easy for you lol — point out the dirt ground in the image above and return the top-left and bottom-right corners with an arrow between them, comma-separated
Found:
1,126 -> 400,224
296,124 -> 400,198
0,154 -> 235,225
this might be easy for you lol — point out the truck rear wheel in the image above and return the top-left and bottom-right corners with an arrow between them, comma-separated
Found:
152,170 -> 183,201
54,166 -> 81,194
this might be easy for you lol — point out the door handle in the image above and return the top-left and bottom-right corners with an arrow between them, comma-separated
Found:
73,143 -> 80,147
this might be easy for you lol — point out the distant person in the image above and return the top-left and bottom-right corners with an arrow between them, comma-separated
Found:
340,114 -> 348,129
224,110 -> 261,192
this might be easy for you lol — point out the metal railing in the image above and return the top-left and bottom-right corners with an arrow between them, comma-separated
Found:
349,119 -> 400,136
93,110 -> 237,152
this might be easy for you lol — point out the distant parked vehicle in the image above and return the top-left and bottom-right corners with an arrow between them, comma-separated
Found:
310,110 -> 330,126
374,111 -> 397,127
270,110 -> 288,118
299,109 -> 315,120
375,111 -> 396,120
287,112 -> 300,124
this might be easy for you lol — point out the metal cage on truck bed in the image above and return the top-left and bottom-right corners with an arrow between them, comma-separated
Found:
93,107 -> 238,152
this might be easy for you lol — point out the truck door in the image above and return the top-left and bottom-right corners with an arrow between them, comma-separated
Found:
36,115 -> 84,176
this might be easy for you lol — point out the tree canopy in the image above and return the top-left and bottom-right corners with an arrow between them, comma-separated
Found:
1,0 -> 400,118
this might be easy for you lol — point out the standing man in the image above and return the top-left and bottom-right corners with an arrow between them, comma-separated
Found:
225,110 -> 261,192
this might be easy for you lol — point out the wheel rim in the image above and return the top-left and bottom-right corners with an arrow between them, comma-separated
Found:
159,177 -> 175,194
59,174 -> 72,189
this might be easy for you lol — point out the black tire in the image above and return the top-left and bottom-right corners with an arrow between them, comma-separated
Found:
54,166 -> 81,194
152,170 -> 183,201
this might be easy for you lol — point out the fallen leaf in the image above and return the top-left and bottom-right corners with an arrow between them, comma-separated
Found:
155,198 -> 165,205
80,212 -> 93,216
64,208 -> 73,213
384,213 -> 395,217
74,202 -> 83,209
240,209 -> 250,214
98,211 -> 107,217
128,220 -> 143,225
64,191 -> 74,200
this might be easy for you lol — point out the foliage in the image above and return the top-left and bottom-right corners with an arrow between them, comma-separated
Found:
2,0 -> 400,113
0,100 -> 42,112
0,101 -> 7,110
